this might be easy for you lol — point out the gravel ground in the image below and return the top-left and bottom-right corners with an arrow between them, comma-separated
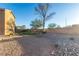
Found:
0,33 -> 79,56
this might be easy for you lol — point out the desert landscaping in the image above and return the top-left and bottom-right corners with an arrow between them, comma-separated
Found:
0,3 -> 79,56
0,30 -> 79,56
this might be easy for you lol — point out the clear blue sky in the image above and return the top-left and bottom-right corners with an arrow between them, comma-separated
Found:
0,3 -> 79,28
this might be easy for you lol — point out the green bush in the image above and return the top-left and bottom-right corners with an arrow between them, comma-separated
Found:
16,29 -> 47,35
16,29 -> 36,35
19,32 -> 35,35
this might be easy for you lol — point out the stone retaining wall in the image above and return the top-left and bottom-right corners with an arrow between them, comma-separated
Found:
47,27 -> 79,34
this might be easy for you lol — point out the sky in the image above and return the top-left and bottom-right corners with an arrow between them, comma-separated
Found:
0,3 -> 79,28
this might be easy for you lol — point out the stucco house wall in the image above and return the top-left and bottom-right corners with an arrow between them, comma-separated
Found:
0,8 -> 15,35
5,9 -> 15,35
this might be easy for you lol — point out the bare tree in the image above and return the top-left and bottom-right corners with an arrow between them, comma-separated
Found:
35,3 -> 55,31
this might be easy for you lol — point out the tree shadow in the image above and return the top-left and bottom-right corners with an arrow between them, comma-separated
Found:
6,18 -> 15,35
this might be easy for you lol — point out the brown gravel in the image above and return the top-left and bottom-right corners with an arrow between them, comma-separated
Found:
0,33 -> 79,56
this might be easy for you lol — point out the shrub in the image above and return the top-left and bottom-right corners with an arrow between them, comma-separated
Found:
16,29 -> 36,35
69,37 -> 74,40
54,44 -> 59,48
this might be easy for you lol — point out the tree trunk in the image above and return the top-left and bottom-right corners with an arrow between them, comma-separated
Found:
43,18 -> 45,32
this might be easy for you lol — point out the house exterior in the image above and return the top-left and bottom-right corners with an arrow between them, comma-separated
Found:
0,8 -> 15,35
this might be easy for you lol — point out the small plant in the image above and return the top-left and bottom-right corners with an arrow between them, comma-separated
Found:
41,30 -> 47,34
69,37 -> 74,40
42,31 -> 46,34
54,44 -> 59,48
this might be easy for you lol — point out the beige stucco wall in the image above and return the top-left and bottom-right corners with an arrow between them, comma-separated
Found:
5,9 -> 15,35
